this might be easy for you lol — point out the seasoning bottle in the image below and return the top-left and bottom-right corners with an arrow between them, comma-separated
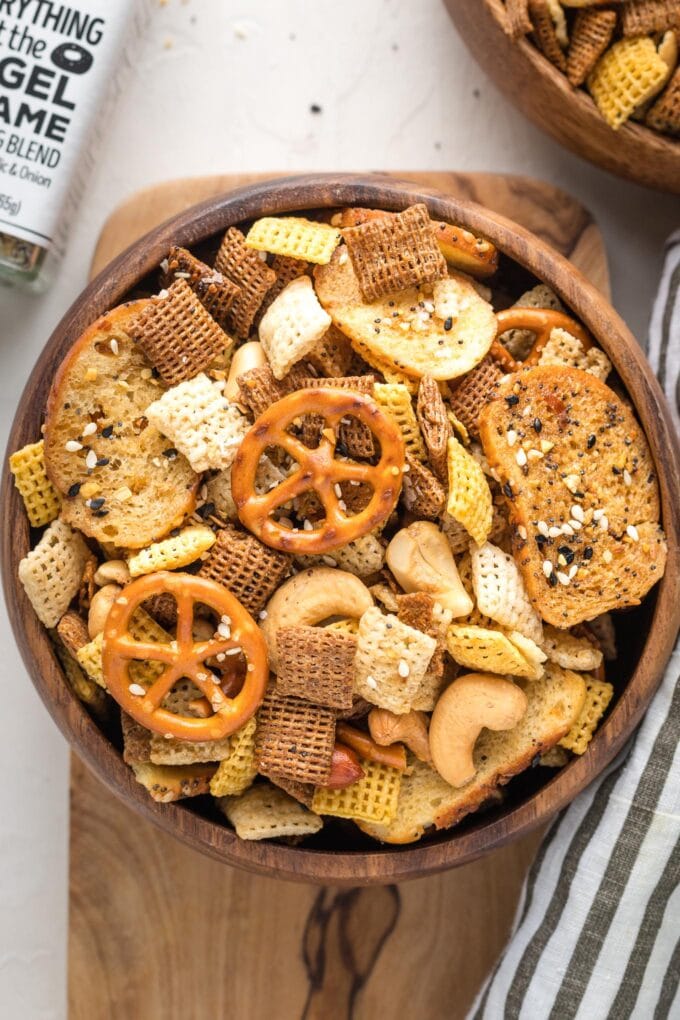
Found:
0,0 -> 147,289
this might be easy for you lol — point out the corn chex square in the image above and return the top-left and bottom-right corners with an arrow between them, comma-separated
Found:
297,531 -> 385,577
342,203 -> 448,302
77,607 -> 170,689
18,518 -> 90,628
52,635 -> 108,714
311,758 -> 402,824
150,679 -> 234,764
446,436 -> 493,546
218,783 -> 323,840
258,276 -> 332,380
446,624 -> 546,680
588,36 -> 669,130
538,328 -> 611,381
276,625 -> 356,710
145,372 -> 250,473
354,606 -> 437,714
471,541 -> 543,644
559,677 -> 614,755
209,718 -> 258,796
246,216 -> 341,265
373,382 -> 427,462
10,440 -> 61,528
127,524 -> 215,577
542,625 -> 603,672
255,686 -> 336,785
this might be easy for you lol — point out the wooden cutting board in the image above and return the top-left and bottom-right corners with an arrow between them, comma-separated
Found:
70,171 -> 609,1020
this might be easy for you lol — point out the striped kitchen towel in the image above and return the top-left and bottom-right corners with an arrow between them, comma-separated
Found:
471,232 -> 680,1020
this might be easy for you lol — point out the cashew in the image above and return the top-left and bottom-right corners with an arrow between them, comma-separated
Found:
260,567 -> 373,671
368,708 -> 432,763
429,673 -> 527,787
386,521 -> 473,617
93,559 -> 130,587
225,341 -> 267,408
88,583 -> 123,638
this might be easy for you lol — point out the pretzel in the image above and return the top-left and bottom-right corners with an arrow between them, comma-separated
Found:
231,388 -> 405,554
102,572 -> 268,741
495,309 -> 591,369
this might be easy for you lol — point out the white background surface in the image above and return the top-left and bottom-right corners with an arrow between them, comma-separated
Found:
0,1 -> 678,1016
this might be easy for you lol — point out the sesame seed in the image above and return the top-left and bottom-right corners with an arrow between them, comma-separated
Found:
603,550 -> 613,563
322,556 -> 337,567
558,554 -> 567,567
527,449 -> 544,460
507,430 -> 517,447
65,440 -> 82,453
516,449 -> 528,467
110,338 -> 119,355
128,683 -> 146,696
569,519 -> 582,531
366,675 -> 378,690
217,622 -> 231,639
540,440 -> 554,454
518,525 -> 528,541
82,422 -> 97,437
587,434 -> 597,449
542,560 -> 553,578
626,524 -> 639,542
223,647 -> 241,656
338,250 -> 348,265
338,499 -> 348,511
556,571 -> 571,586
85,449 -> 97,470
258,610 -> 268,619
623,470 -> 632,487
303,519 -> 313,531
221,615 -> 231,625
561,523 -> 575,537
571,504 -> 584,522
568,564 -> 578,579
537,520 -> 549,538
548,526 -> 562,538
593,508 -> 604,521
599,515 -> 609,531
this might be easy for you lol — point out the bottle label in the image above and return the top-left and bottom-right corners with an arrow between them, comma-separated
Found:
0,0 -> 133,251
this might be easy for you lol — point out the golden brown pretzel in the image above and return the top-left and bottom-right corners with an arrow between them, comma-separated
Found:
231,388 -> 405,553
495,308 -> 592,369
102,572 -> 268,741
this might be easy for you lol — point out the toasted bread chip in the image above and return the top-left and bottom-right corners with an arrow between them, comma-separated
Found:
127,524 -> 215,577
315,250 -> 496,382
312,758 -> 402,824
246,216 -> 341,265
529,0 -> 567,70
397,592 -> 452,711
446,624 -> 546,680
539,745 -> 571,768
567,8 -> 617,87
44,302 -> 197,549
305,323 -> 354,377
259,276 -> 332,380
543,624 -> 603,671
559,676 -> 614,754
588,36 -> 670,129
19,518 -> 90,628
471,541 -> 543,644
538,327 -> 612,380
207,718 -> 259,796
416,375 -> 452,481
342,204 -> 448,302
504,0 -> 533,37
277,625 -> 356,709
621,0 -> 680,35
214,227 -> 277,338
255,686 -> 336,785
10,440 -> 61,528
445,436 -> 493,547
401,454 -> 447,520
479,366 -> 667,627
160,246 -> 240,329
646,65 -> 680,135
132,762 -> 215,802
145,372 -> 250,473
354,607 -> 437,714
219,783 -> 323,840
199,524 -> 291,615
359,665 -> 585,842
129,279 -> 231,386
373,382 -> 428,462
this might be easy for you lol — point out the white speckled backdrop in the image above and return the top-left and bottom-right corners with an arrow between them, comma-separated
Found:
0,2 -> 678,1016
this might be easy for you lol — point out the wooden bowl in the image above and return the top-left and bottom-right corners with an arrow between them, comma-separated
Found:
445,0 -> 680,195
3,173 -> 679,885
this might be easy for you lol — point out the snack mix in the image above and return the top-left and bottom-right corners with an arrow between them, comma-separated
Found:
504,0 -> 680,136
13,202 -> 667,846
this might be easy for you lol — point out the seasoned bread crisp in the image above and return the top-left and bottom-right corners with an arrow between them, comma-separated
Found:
479,366 -> 667,627
358,664 -> 586,843
44,301 -> 198,549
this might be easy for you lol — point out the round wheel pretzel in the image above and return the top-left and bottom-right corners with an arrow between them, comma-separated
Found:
231,388 -> 405,554
102,572 -> 268,741
493,308 -> 592,371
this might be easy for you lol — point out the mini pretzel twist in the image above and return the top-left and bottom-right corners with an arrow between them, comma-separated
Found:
494,308 -> 592,370
102,572 -> 268,741
231,388 -> 405,553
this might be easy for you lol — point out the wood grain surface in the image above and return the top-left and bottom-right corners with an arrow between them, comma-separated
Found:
4,173 -> 678,886
445,0 -> 680,195
58,170 -> 675,1018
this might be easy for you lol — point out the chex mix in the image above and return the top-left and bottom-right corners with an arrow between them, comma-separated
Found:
12,202 -> 666,845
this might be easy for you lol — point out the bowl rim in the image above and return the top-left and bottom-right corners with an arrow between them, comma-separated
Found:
3,172 -> 680,885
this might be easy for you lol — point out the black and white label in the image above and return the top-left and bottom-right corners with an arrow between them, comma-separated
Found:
0,0 -> 133,248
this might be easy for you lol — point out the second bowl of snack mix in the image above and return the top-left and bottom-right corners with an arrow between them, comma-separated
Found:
4,174 -> 679,882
